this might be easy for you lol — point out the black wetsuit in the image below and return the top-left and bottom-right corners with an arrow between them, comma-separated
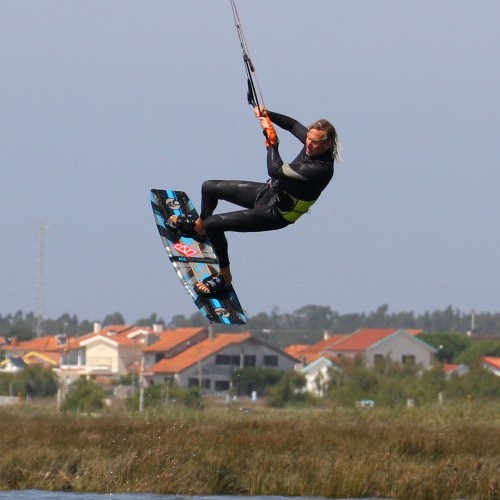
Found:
200,111 -> 334,268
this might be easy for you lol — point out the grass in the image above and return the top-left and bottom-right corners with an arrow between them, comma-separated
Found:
0,401 -> 498,499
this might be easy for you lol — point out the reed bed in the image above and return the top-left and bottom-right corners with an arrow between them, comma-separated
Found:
0,403 -> 498,500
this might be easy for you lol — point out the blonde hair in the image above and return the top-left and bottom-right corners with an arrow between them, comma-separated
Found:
309,118 -> 342,162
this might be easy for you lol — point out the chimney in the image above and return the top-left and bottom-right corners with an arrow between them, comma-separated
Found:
153,323 -> 163,333
93,322 -> 102,333
323,330 -> 331,340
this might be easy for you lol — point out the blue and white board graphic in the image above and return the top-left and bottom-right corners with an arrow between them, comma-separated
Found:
150,189 -> 246,325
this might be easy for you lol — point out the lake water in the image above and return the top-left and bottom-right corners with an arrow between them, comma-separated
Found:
0,492 -> 391,500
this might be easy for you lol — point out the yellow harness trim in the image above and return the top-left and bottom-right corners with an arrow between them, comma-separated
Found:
277,194 -> 317,222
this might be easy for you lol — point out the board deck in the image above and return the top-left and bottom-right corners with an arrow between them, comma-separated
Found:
150,189 -> 246,325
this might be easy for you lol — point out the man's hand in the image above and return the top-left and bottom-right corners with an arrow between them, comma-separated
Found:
253,106 -> 268,118
255,108 -> 278,146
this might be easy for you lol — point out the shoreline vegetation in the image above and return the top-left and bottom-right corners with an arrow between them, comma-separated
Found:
0,402 -> 498,500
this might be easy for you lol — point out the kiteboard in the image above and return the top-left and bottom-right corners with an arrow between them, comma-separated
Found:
150,189 -> 247,325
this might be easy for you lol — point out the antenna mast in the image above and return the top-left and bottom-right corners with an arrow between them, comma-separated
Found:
34,221 -> 48,337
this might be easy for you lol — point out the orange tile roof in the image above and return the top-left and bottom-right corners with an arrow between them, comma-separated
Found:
482,357 -> 500,369
148,333 -> 251,374
284,344 -> 309,359
1,335 -> 72,352
285,335 -> 348,364
326,329 -> 410,352
143,327 -> 207,352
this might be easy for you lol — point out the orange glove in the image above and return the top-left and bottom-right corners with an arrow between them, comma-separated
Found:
263,116 -> 278,147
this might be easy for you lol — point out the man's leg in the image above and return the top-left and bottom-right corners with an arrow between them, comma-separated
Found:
195,206 -> 289,294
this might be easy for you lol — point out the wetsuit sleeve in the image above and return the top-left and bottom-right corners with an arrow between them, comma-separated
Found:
267,111 -> 307,143
266,146 -> 328,181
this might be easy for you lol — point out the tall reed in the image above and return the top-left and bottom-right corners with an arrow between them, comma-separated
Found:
0,402 -> 498,499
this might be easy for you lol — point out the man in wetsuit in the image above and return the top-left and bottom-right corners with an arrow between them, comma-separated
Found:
170,107 -> 340,296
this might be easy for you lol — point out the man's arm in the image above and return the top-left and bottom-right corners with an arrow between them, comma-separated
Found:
268,111 -> 308,144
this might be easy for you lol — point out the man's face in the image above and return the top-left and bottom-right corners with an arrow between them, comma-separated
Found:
305,128 -> 329,157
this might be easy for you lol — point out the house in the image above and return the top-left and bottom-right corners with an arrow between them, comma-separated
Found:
285,333 -> 348,366
443,363 -> 469,380
481,356 -> 500,376
58,324 -> 163,381
322,328 -> 435,369
286,329 -> 435,369
145,332 -> 297,394
56,324 -> 210,382
142,327 -> 208,367
300,357 -> 340,397
1,334 -> 71,359
0,356 -> 26,373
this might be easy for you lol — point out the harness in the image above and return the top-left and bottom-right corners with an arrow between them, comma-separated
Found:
276,193 -> 317,223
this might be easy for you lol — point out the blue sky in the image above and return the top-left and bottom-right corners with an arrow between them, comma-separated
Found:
1,1 -> 499,324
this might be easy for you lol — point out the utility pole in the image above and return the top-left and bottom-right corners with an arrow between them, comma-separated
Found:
34,221 -> 48,338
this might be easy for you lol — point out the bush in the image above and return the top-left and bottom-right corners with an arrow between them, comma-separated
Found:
445,364 -> 500,400
61,378 -> 105,412
5,365 -> 58,398
126,383 -> 203,410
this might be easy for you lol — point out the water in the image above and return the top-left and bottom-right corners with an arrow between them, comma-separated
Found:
0,493 -> 390,500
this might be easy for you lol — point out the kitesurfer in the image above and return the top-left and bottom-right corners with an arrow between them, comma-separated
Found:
169,107 -> 340,296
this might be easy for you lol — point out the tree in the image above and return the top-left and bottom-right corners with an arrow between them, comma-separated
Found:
455,340 -> 500,364
102,312 -> 126,326
231,367 -> 283,396
266,371 -> 306,408
15,365 -> 58,398
419,332 -> 471,363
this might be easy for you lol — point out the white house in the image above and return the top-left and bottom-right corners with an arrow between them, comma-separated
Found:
300,357 -> 340,397
481,357 -> 500,376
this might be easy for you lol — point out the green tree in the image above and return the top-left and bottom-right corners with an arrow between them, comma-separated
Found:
62,378 -> 105,412
15,365 -> 58,398
102,312 -> 126,326
231,367 -> 283,396
266,371 -> 306,408
455,340 -> 500,364
418,332 -> 470,362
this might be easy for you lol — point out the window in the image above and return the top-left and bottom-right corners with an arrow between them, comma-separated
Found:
244,355 -> 256,367
264,355 -> 278,367
216,355 -> 231,365
215,380 -> 230,391
402,355 -> 416,366
188,378 -> 211,388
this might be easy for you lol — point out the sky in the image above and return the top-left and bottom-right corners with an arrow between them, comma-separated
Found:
1,1 -> 499,325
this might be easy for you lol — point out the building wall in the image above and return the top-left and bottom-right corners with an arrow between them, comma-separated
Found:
302,359 -> 333,397
149,340 -> 296,393
367,334 -> 434,368
85,342 -> 117,374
